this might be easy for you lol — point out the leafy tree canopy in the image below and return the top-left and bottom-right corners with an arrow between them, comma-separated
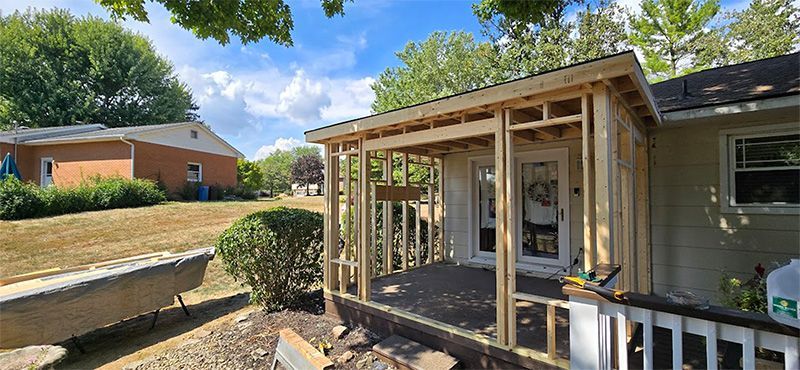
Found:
371,31 -> 504,113
237,159 -> 265,192
0,8 -> 197,129
291,153 -> 324,196
95,0 -> 350,45
629,0 -> 721,81
259,150 -> 294,197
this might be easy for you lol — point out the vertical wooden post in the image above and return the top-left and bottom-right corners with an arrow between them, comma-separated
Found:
402,152 -> 409,271
581,93 -> 596,271
592,83 -> 614,265
504,108 -> 517,347
324,143 -> 340,291
635,140 -> 651,294
341,152 -> 352,293
371,181 -> 377,277
358,138 -> 371,301
383,150 -> 393,275
415,198 -> 421,267
494,108 -> 509,346
427,162 -> 434,264
438,158 -> 445,261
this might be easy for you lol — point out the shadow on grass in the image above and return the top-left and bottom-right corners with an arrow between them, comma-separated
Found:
57,293 -> 251,369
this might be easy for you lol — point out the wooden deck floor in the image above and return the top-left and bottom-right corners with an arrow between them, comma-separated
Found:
352,263 -> 572,359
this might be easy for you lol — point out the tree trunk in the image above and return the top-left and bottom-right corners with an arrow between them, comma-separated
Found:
306,183 -> 310,196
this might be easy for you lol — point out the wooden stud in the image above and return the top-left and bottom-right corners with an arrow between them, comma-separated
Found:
438,158 -> 445,261
635,141 -> 651,294
341,154 -> 352,293
427,164 -> 435,264
358,139 -> 371,301
581,93 -> 596,271
504,108 -> 517,348
383,151 -> 394,275
494,108 -> 510,346
592,83 -> 614,264
415,198 -> 421,267
547,305 -> 557,360
371,181 -> 377,277
402,153 -> 409,271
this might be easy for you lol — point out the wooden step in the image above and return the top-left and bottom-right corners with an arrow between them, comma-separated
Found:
372,335 -> 459,370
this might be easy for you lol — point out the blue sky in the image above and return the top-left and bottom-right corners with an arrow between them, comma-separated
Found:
0,0 -> 751,159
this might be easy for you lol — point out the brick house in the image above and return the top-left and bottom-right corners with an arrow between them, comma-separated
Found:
0,122 -> 244,192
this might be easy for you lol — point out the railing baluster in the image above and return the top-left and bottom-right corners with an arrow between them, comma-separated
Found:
785,336 -> 799,370
671,314 -> 683,370
616,309 -> 628,370
706,321 -> 718,370
742,328 -> 755,369
643,310 -> 653,369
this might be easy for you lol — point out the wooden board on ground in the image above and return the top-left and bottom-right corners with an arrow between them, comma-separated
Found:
372,335 -> 459,370
272,328 -> 333,370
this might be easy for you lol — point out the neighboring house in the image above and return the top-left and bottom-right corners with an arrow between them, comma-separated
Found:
0,122 -> 244,192
291,183 -> 321,197
305,52 -> 799,368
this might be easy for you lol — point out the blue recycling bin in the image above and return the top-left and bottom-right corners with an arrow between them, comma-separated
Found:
198,185 -> 209,201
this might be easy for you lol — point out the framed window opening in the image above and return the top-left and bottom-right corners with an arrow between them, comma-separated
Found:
187,162 -> 202,182
720,123 -> 800,215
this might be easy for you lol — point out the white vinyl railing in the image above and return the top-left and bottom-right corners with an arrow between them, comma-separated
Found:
567,288 -> 799,370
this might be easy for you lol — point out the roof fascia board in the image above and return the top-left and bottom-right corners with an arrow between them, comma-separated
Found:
661,95 -> 800,125
22,136 -> 124,146
305,52 -> 639,143
629,62 -> 662,125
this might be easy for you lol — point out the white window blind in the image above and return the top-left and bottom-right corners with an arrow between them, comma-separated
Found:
730,132 -> 799,206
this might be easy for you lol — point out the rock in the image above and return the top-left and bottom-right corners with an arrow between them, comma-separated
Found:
179,338 -> 200,348
332,325 -> 349,339
371,362 -> 389,370
337,350 -> 355,363
193,329 -> 212,338
252,348 -> 269,359
237,321 -> 253,330
0,345 -> 67,370
234,311 -> 251,323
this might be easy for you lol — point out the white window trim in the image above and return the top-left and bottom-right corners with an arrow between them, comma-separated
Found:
40,157 -> 53,187
187,162 -> 203,183
719,123 -> 800,215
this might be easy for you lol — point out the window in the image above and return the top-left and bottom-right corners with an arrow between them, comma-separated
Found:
190,130 -> 198,139
187,163 -> 202,182
721,125 -> 799,214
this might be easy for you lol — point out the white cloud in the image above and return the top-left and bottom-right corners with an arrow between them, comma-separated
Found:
276,70 -> 331,123
254,137 -> 302,160
322,76 -> 376,121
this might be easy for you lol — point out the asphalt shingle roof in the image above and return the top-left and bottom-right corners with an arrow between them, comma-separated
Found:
651,52 -> 800,113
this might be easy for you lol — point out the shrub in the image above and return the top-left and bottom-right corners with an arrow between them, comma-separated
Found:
0,178 -> 42,220
176,181 -> 200,201
0,176 -> 165,220
216,207 -> 324,311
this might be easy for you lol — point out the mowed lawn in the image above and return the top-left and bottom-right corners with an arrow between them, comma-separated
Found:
0,196 -> 324,303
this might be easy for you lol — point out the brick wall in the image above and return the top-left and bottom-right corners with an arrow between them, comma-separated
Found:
133,140 -> 237,192
20,141 -> 133,186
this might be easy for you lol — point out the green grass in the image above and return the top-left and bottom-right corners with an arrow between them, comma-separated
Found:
0,197 -> 324,302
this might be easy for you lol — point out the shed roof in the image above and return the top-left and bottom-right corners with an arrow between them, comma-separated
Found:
651,52 -> 800,112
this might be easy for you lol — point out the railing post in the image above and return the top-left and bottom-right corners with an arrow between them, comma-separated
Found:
569,295 -> 602,369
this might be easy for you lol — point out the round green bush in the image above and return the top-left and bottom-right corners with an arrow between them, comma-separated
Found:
0,178 -> 43,220
216,207 -> 324,311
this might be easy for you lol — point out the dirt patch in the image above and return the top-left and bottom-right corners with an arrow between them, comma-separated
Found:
68,291 -> 390,370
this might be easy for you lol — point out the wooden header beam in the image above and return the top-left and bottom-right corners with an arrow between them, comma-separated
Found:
363,117 -> 496,151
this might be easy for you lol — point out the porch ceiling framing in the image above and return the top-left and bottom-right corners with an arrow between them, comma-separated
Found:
316,52 -> 657,368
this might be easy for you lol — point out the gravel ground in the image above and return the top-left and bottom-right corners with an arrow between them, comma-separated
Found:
123,291 -> 392,370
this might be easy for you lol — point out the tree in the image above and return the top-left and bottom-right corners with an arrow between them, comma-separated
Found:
0,9 -> 197,129
696,0 -> 800,67
572,1 -> 629,63
371,31 -> 503,113
95,0 -> 349,45
629,0 -> 720,81
291,154 -> 324,196
237,159 -> 264,193
259,150 -> 293,197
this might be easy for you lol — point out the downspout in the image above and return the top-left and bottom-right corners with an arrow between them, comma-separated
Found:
120,137 -> 135,179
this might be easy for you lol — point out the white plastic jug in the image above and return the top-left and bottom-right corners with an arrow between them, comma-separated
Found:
766,259 -> 800,329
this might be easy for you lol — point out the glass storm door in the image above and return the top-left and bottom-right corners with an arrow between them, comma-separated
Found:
477,165 -> 497,255
516,149 -> 570,267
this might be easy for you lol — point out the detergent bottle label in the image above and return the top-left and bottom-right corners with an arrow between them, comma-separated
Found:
772,296 -> 798,319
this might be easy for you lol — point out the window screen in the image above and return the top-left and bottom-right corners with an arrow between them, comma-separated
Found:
190,130 -> 198,139
731,133 -> 799,206
187,163 -> 201,182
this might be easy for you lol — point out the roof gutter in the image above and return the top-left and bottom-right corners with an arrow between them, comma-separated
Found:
119,137 -> 134,179
661,95 -> 799,126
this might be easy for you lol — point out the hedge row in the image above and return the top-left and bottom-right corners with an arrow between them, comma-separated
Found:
0,176 -> 166,220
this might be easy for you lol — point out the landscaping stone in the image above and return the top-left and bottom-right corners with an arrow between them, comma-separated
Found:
252,348 -> 269,359
234,312 -> 251,323
338,350 -> 355,363
122,356 -> 156,370
332,324 -> 349,339
0,345 -> 67,370
193,329 -> 212,338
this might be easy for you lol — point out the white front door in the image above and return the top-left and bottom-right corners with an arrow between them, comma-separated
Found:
470,148 -> 570,270
40,157 -> 53,187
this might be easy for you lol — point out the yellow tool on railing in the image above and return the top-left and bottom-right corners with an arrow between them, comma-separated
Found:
561,276 -> 626,302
